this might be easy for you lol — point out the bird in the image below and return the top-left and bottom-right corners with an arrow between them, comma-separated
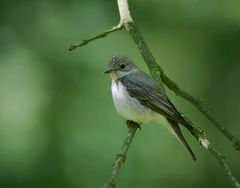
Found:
105,55 -> 196,161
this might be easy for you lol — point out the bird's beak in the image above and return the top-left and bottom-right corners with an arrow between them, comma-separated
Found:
104,68 -> 118,74
104,69 -> 111,74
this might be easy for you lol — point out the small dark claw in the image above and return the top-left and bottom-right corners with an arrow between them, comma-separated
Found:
136,124 -> 141,130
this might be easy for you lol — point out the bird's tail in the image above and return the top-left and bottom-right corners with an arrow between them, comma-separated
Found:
167,119 -> 196,161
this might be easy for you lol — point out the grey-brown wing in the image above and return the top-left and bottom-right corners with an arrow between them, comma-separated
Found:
120,72 -> 181,122
121,72 -> 196,160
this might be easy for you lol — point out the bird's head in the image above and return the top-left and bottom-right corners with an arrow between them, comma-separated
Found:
105,56 -> 138,80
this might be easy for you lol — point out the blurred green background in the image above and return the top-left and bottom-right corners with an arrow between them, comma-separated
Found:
0,0 -> 240,188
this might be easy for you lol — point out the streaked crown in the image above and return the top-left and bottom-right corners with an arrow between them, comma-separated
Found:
105,55 -> 139,80
108,55 -> 138,72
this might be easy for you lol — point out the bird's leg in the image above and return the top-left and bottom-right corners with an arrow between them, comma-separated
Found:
126,120 -> 141,130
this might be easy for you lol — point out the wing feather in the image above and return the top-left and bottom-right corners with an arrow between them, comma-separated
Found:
120,72 -> 180,121
120,72 -> 196,161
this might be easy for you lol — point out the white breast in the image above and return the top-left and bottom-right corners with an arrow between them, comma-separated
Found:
111,80 -> 156,123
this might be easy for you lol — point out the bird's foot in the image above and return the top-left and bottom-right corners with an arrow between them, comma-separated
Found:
126,120 -> 141,130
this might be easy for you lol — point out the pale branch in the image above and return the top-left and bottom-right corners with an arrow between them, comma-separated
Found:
69,0 -> 240,187
102,121 -> 139,188
69,24 -> 123,51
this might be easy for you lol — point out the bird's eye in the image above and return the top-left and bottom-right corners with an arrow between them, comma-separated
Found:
120,64 -> 125,69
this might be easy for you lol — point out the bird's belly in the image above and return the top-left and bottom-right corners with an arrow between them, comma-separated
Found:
111,81 -> 155,123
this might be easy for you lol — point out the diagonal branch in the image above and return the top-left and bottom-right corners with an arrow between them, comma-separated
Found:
160,72 -> 240,151
192,127 -> 240,188
184,118 -> 240,188
102,121 -> 138,188
207,144 -> 240,188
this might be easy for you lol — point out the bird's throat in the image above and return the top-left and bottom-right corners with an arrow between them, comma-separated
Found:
109,72 -> 118,81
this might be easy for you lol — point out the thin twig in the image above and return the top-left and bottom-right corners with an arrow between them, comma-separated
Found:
69,24 -> 123,51
102,121 -> 139,188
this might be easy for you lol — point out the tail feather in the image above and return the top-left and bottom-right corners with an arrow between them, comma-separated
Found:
167,119 -> 196,161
